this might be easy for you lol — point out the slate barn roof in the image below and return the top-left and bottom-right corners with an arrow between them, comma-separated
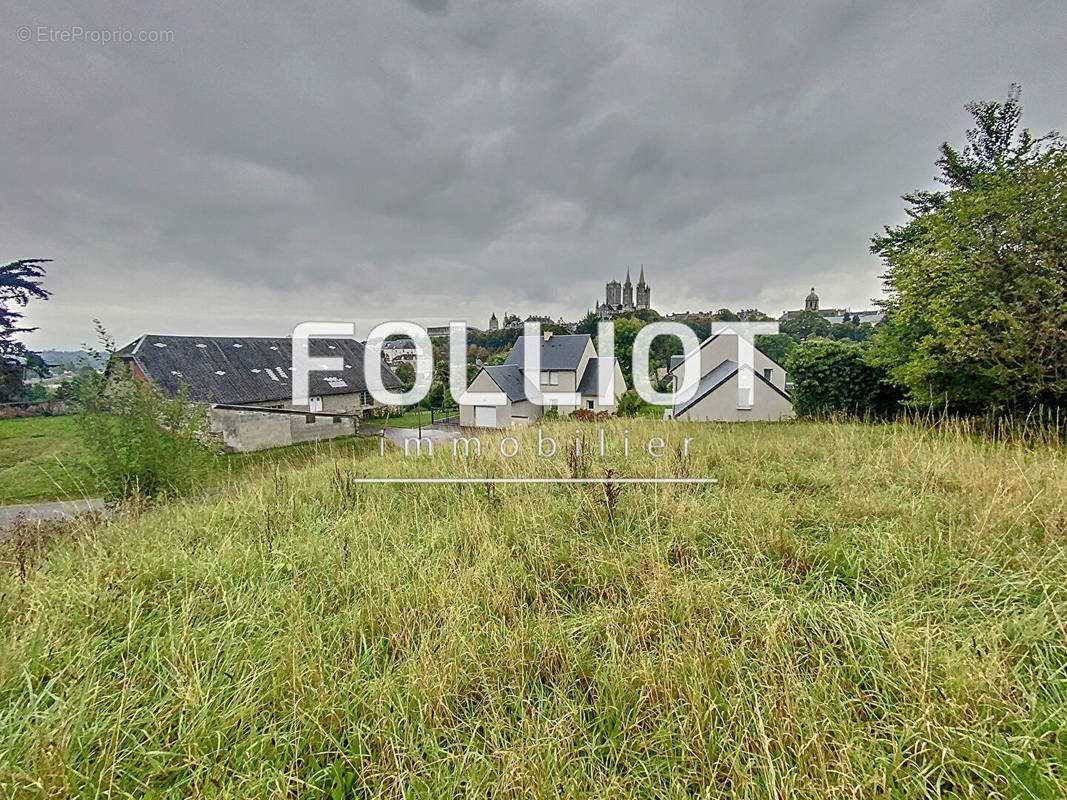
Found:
116,334 -> 401,405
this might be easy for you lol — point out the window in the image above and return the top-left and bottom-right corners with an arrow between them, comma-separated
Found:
539,371 -> 560,386
763,368 -> 773,382
309,395 -> 323,412
586,400 -> 594,410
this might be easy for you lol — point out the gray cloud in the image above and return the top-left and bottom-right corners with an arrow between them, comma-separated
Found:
2,0 -> 1065,348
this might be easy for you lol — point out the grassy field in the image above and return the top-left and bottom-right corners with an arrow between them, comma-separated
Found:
1,419 -> 1065,797
0,416 -> 94,504
375,408 -> 459,428
0,415 -> 376,505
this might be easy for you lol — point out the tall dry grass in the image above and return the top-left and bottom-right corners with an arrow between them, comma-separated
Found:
0,419 -> 1065,798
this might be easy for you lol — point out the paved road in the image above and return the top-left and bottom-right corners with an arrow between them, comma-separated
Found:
359,424 -> 462,447
0,498 -> 105,533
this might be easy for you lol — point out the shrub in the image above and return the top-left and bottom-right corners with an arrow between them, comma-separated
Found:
616,389 -> 647,417
76,360 -> 220,501
785,338 -> 902,419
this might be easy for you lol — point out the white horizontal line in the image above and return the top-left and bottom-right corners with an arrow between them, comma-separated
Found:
351,477 -> 718,484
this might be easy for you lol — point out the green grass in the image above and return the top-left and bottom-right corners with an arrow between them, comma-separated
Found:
0,415 -> 376,504
1,419 -> 1066,797
0,416 -> 94,504
375,408 -> 459,428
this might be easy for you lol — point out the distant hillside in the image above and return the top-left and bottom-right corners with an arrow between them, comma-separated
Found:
39,349 -> 105,372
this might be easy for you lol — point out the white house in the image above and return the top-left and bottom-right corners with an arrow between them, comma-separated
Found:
667,333 -> 794,422
459,332 -> 626,428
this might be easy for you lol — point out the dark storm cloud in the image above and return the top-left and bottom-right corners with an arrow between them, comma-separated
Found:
2,0 -> 1065,347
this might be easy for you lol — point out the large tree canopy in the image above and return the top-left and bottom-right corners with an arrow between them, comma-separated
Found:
0,259 -> 52,401
869,90 -> 1066,416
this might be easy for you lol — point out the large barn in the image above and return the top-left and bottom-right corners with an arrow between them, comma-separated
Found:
115,334 -> 402,451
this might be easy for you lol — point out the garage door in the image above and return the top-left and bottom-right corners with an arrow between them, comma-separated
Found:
474,406 -> 496,427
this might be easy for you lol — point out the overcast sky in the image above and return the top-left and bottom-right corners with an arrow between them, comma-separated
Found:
4,1 -> 1065,349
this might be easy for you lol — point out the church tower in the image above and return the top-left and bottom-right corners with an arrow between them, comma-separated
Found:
605,278 -> 622,307
805,287 -> 819,313
489,312 -> 498,331
636,266 -> 650,310
622,268 -> 634,309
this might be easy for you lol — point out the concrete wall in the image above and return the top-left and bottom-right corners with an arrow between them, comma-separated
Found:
209,407 -> 357,452
676,371 -> 794,422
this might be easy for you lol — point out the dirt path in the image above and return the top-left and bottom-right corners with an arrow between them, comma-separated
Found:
0,498 -> 105,533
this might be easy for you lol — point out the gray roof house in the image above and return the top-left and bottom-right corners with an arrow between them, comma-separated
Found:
459,333 -> 626,428
115,334 -> 403,452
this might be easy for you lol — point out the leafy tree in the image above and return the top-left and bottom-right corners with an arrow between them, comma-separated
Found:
0,259 -> 52,401
711,308 -> 740,321
755,333 -> 796,365
781,312 -> 831,342
890,84 -> 1057,218
393,361 -> 415,390
828,322 -> 876,343
785,339 -> 902,418
870,88 -> 1066,415
574,312 -> 600,336
609,317 -> 646,384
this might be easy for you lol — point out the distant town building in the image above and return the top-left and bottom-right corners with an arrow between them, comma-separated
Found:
488,312 -> 499,331
381,338 -> 418,365
778,287 -> 884,325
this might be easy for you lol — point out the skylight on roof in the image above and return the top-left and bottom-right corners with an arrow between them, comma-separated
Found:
153,342 -> 167,347
196,343 -> 207,348
233,343 -> 243,348
215,370 -> 226,376
325,377 -> 347,388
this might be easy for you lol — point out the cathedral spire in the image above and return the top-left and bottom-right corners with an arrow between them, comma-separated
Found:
638,265 -> 645,285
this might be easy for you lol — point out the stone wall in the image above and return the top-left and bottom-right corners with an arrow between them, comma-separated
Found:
209,407 -> 356,452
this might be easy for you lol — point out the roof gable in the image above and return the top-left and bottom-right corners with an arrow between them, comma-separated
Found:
673,359 -> 791,416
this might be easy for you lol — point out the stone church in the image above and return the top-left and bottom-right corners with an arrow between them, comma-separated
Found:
596,267 -> 650,318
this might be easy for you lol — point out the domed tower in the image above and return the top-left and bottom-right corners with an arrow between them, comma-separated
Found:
805,287 -> 819,313
489,312 -> 499,331
622,268 -> 634,309
636,266 -> 650,310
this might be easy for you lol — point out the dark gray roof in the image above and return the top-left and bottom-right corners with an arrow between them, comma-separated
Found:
481,364 -> 527,402
669,354 -> 685,373
382,338 -> 416,350
674,359 -> 791,416
117,334 -> 401,405
504,334 -> 590,371
577,357 -> 619,396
